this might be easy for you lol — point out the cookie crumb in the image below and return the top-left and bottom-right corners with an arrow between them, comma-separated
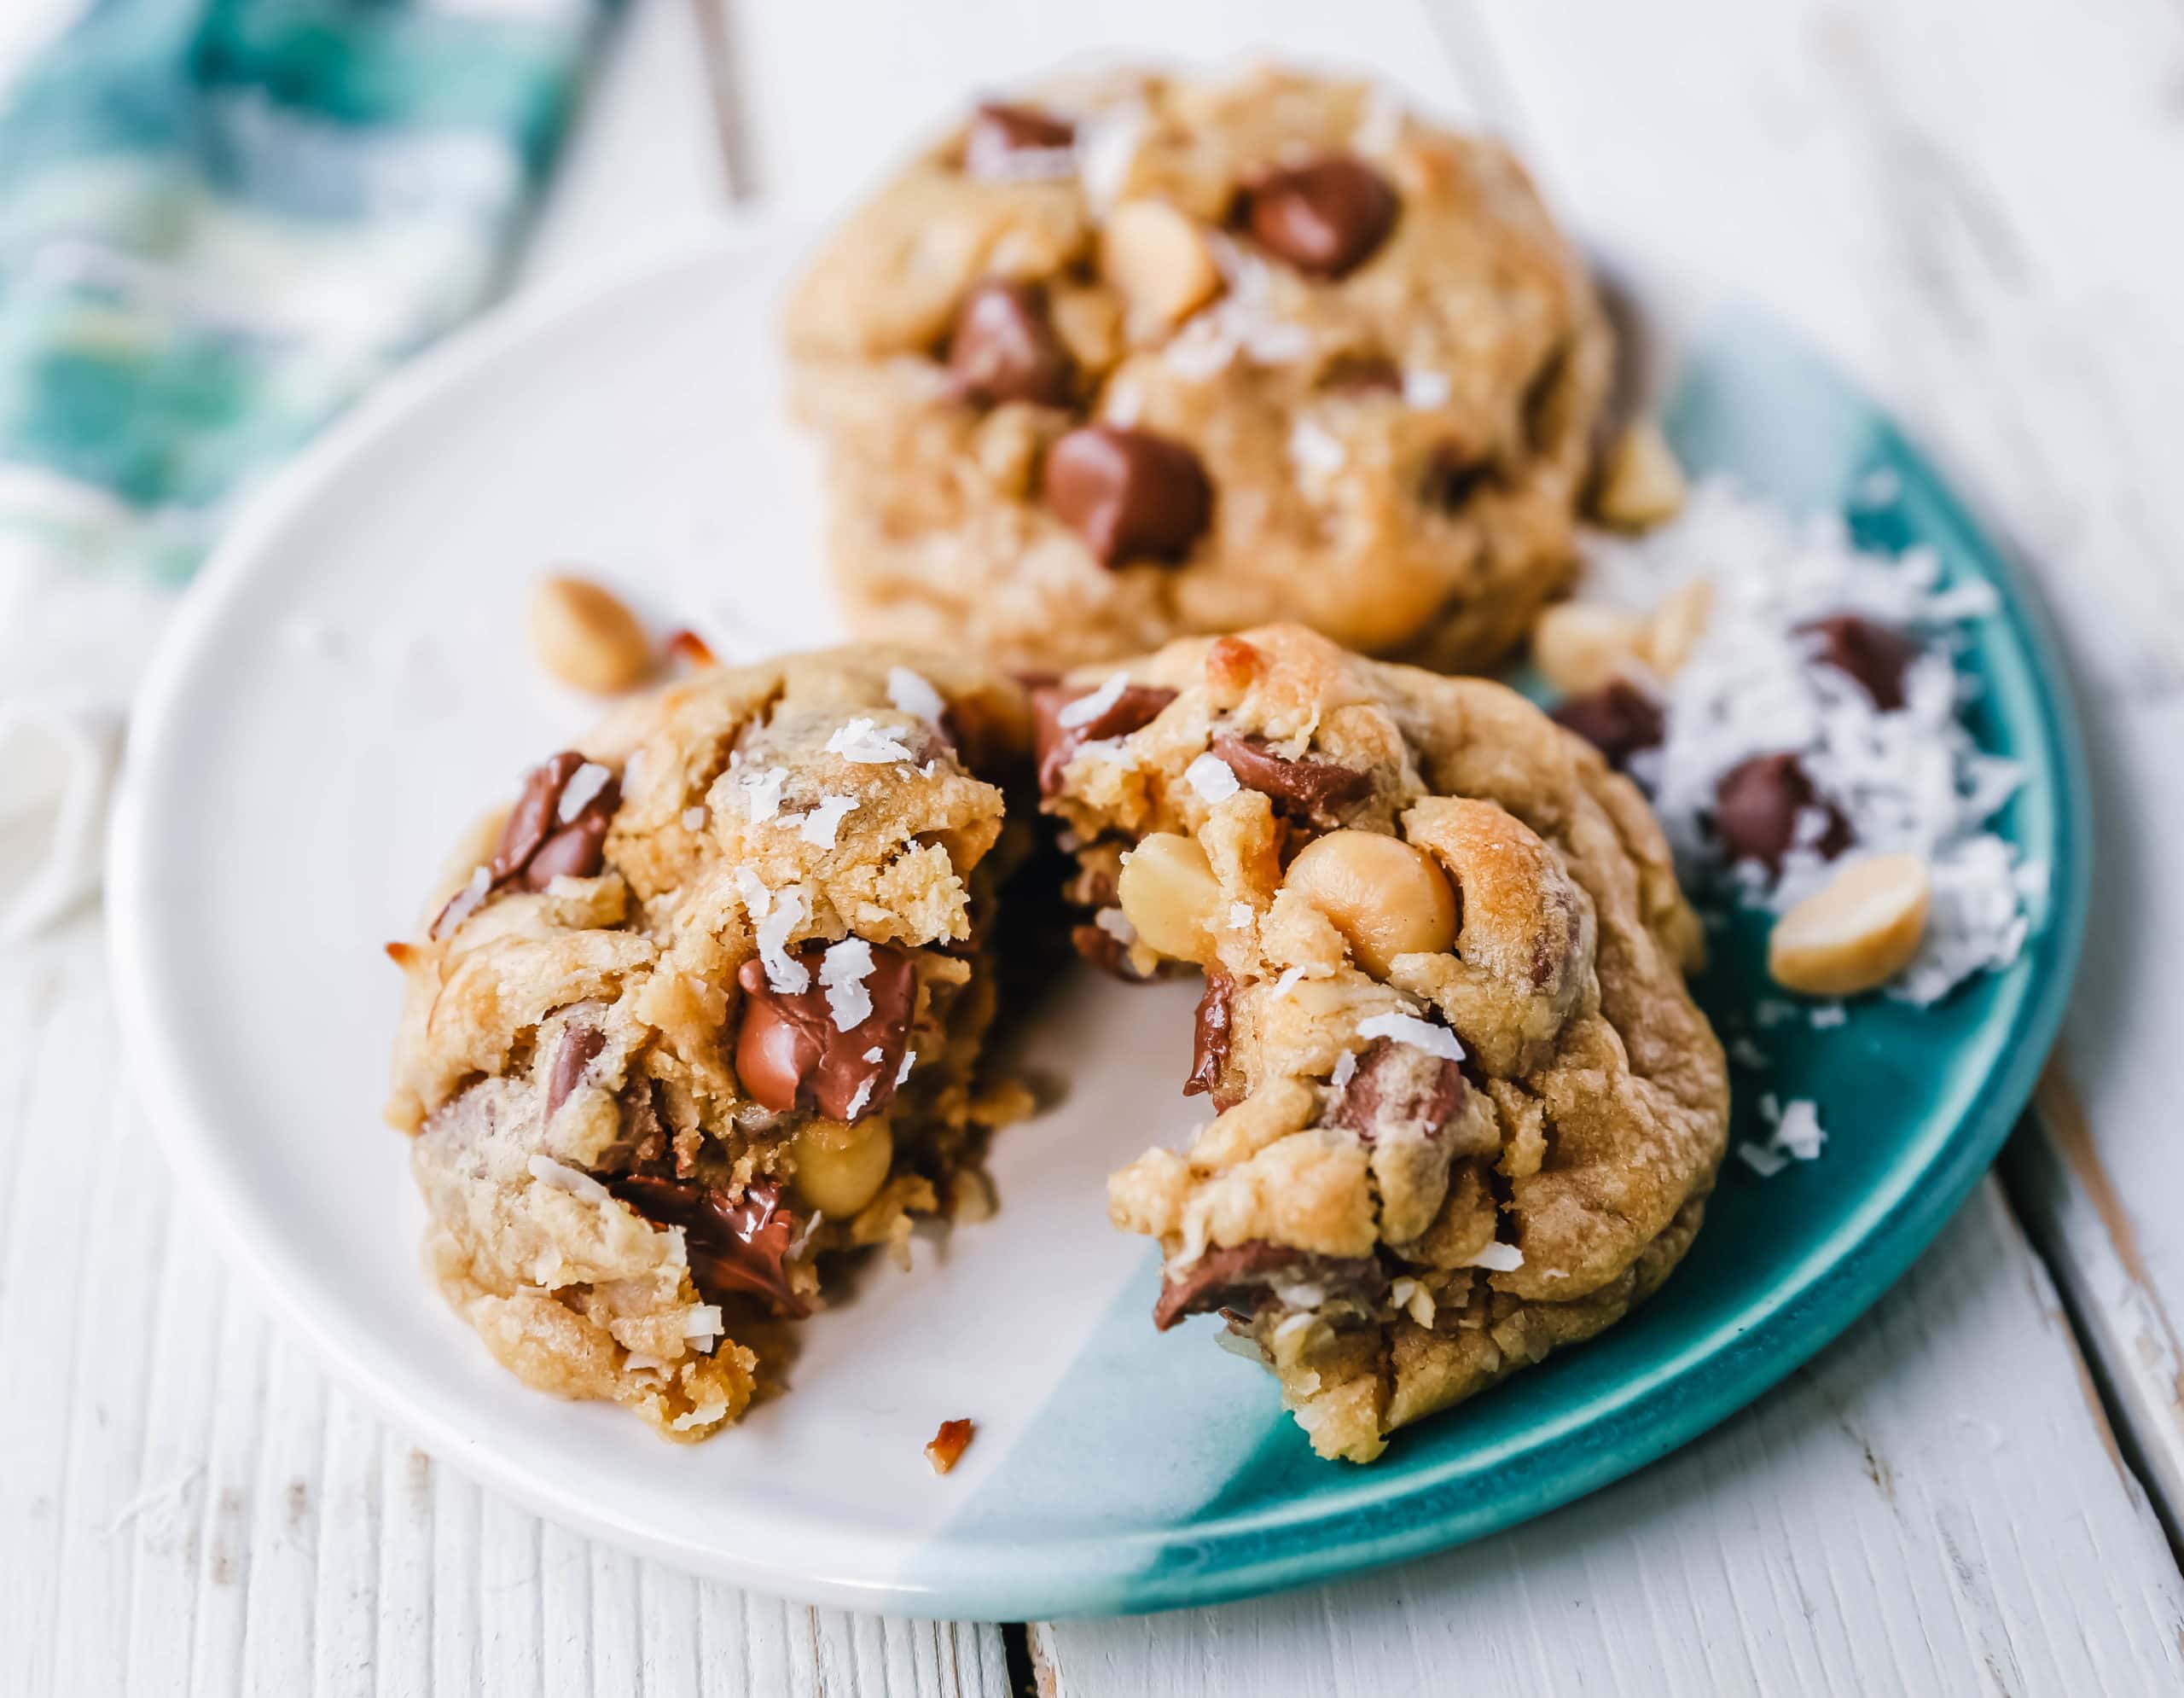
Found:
925,1418 -> 975,1475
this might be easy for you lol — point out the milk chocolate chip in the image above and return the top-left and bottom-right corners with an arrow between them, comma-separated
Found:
611,1175 -> 806,1316
946,279 -> 1074,407
1552,679 -> 1665,771
1327,1038 -> 1464,1143
543,1025 -> 606,1121
1152,1242 -> 1384,1330
1209,733 -> 1372,827
1714,753 -> 1851,874
1799,613 -> 1919,712
1029,679 -> 1177,794
1183,968 -> 1236,1104
493,751 -> 620,891
1240,155 -> 1398,278
735,945 -> 915,1123
1044,426 -> 1211,566
964,102 -> 1076,177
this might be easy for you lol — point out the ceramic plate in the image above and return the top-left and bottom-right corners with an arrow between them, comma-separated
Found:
107,229 -> 2086,1619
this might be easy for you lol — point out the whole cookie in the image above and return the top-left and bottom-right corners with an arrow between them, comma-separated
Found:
786,64 -> 1612,674
1038,625 -> 1728,1462
385,650 -> 1033,1439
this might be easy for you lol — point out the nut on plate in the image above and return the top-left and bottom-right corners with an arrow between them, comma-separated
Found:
528,573 -> 654,693
1532,601 -> 1648,695
1592,421 -> 1688,532
1768,852 -> 1932,996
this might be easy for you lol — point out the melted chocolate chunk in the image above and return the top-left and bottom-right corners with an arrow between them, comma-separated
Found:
1798,613 -> 1920,712
1422,440 -> 1492,510
735,945 -> 915,1123
611,1175 -> 806,1316
1713,753 -> 1851,874
1028,680 -> 1177,794
1551,679 -> 1665,770
1327,1038 -> 1463,1143
1183,968 -> 1236,1104
1043,426 -> 1212,566
1152,1242 -> 1385,1331
1240,155 -> 1398,278
1319,352 -> 1402,394
543,1026 -> 606,1122
432,752 -> 621,936
946,279 -> 1074,407
963,102 -> 1076,177
1208,733 -> 1373,827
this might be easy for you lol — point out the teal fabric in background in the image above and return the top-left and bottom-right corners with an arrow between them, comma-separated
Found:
0,0 -> 620,584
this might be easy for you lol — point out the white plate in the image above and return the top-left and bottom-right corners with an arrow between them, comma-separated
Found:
107,228 -> 1242,1616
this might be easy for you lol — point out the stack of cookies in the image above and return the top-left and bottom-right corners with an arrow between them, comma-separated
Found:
385,65 -> 1729,1464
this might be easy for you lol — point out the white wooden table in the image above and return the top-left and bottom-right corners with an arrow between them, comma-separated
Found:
9,2 -> 2184,1692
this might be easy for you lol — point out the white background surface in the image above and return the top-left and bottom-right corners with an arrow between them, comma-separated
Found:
7,0 -> 2184,1693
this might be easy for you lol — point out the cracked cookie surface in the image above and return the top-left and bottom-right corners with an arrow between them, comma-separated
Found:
1044,624 -> 1728,1462
785,64 -> 1611,674
386,650 -> 1032,1439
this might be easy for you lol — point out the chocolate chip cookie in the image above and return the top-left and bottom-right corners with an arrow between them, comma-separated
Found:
785,64 -> 1611,674
1042,624 -> 1728,1462
385,651 -> 1032,1439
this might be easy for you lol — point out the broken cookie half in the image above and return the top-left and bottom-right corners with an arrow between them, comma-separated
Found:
385,649 -> 1032,1439
1042,624 -> 1729,1462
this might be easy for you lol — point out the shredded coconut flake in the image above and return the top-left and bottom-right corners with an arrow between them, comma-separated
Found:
682,1305 -> 723,1341
1402,369 -> 1451,408
1329,1050 -> 1359,1090
1729,1037 -> 1770,1068
1076,100 -> 1147,210
798,794 -> 857,848
886,666 -> 946,724
557,761 -> 613,823
1186,750 -> 1241,803
681,805 -> 708,831
824,716 -> 916,764
1737,1143 -> 1792,1178
1582,479 -> 2033,1003
1808,1003 -> 1848,1029
757,885 -> 810,993
1463,1242 -> 1525,1272
527,1154 -> 609,1203
732,864 -> 770,919
740,764 -> 789,823
1774,1098 -> 1827,1160
1356,1011 -> 1465,1062
1056,672 -> 1130,729
896,1050 -> 916,1085
1227,901 -> 1252,929
1287,417 -> 1345,478
1093,906 -> 1136,945
1272,966 -> 1310,998
819,938 -> 876,1031
844,1077 -> 875,1119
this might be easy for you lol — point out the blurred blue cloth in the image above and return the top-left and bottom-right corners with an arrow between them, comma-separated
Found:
0,0 -> 620,586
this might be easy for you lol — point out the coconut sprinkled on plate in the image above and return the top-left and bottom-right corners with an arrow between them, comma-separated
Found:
1569,479 -> 2032,1007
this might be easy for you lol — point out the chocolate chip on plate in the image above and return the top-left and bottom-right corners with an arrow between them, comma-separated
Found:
1798,613 -> 1920,712
1182,968 -> 1236,1104
1029,679 -> 1178,794
1240,155 -> 1398,278
1713,753 -> 1851,874
1209,733 -> 1372,826
735,944 -> 915,1123
1551,679 -> 1666,770
1044,426 -> 1212,566
963,102 -> 1076,177
610,1174 -> 806,1316
946,279 -> 1074,407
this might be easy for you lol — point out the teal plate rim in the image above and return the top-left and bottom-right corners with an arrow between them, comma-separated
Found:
929,307 -> 2091,1619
